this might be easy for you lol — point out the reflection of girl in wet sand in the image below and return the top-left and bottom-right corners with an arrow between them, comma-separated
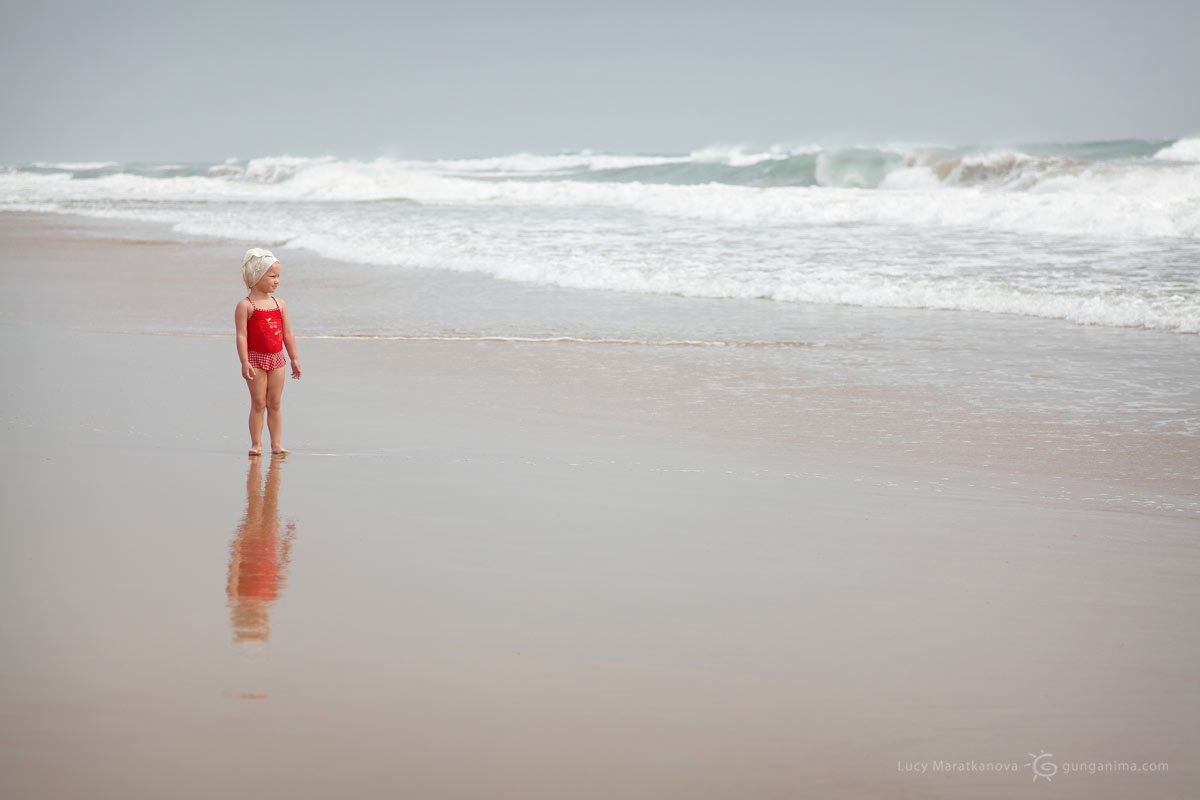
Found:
227,456 -> 296,644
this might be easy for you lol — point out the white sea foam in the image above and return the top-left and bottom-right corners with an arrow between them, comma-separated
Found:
425,151 -> 690,175
428,146 -> 819,175
878,166 -> 943,190
29,161 -> 121,170
3,144 -> 1198,333
1154,137 -> 1200,162
263,216 -> 1198,333
208,155 -> 336,182
688,145 -> 802,168
8,151 -> 1195,239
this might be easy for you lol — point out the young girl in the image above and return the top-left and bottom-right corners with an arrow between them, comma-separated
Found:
236,248 -> 301,456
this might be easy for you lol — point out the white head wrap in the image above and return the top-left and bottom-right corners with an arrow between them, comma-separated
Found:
241,248 -> 279,289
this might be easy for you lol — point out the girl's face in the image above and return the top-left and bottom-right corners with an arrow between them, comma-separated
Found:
254,263 -> 282,293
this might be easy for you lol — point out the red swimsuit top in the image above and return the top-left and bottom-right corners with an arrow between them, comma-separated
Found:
246,296 -> 284,353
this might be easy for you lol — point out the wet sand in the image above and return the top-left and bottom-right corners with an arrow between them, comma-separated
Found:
1,213 -> 1197,799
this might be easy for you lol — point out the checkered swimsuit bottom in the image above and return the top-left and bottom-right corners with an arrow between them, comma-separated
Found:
247,350 -> 286,371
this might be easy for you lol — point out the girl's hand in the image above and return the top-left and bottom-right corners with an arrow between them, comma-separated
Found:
242,362 -> 257,381
291,360 -> 302,380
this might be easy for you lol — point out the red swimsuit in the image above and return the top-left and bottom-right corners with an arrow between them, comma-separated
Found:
247,296 -> 286,371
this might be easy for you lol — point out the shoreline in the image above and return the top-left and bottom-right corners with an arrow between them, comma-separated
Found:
3,210 -> 1196,518
2,209 -> 1198,798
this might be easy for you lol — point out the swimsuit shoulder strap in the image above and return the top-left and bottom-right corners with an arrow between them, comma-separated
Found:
244,295 -> 277,315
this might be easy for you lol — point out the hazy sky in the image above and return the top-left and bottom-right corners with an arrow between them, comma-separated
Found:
2,0 -> 1198,162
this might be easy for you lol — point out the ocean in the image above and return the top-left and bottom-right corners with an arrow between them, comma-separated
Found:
4,138 -> 1199,332
2,139 -> 1198,500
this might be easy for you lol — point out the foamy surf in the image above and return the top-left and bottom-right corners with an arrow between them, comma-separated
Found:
1154,137 -> 1200,162
3,138 -> 1198,334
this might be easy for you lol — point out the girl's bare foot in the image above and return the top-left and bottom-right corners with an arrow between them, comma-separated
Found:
271,446 -> 290,455
248,446 -> 262,456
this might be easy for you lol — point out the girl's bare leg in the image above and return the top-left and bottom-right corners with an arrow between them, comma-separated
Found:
246,369 -> 269,456
265,367 -> 288,454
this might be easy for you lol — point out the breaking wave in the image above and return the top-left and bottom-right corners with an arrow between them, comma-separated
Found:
3,138 -> 1198,333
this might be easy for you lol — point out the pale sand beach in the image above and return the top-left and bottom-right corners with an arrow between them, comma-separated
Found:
1,213 -> 1198,799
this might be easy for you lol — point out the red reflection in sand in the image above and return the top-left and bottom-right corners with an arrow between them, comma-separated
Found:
226,456 -> 296,643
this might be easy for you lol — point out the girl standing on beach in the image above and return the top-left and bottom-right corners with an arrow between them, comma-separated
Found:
235,248 -> 301,456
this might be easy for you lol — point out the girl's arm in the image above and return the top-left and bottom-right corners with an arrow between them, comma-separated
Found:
235,300 -> 256,381
278,298 -> 302,379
